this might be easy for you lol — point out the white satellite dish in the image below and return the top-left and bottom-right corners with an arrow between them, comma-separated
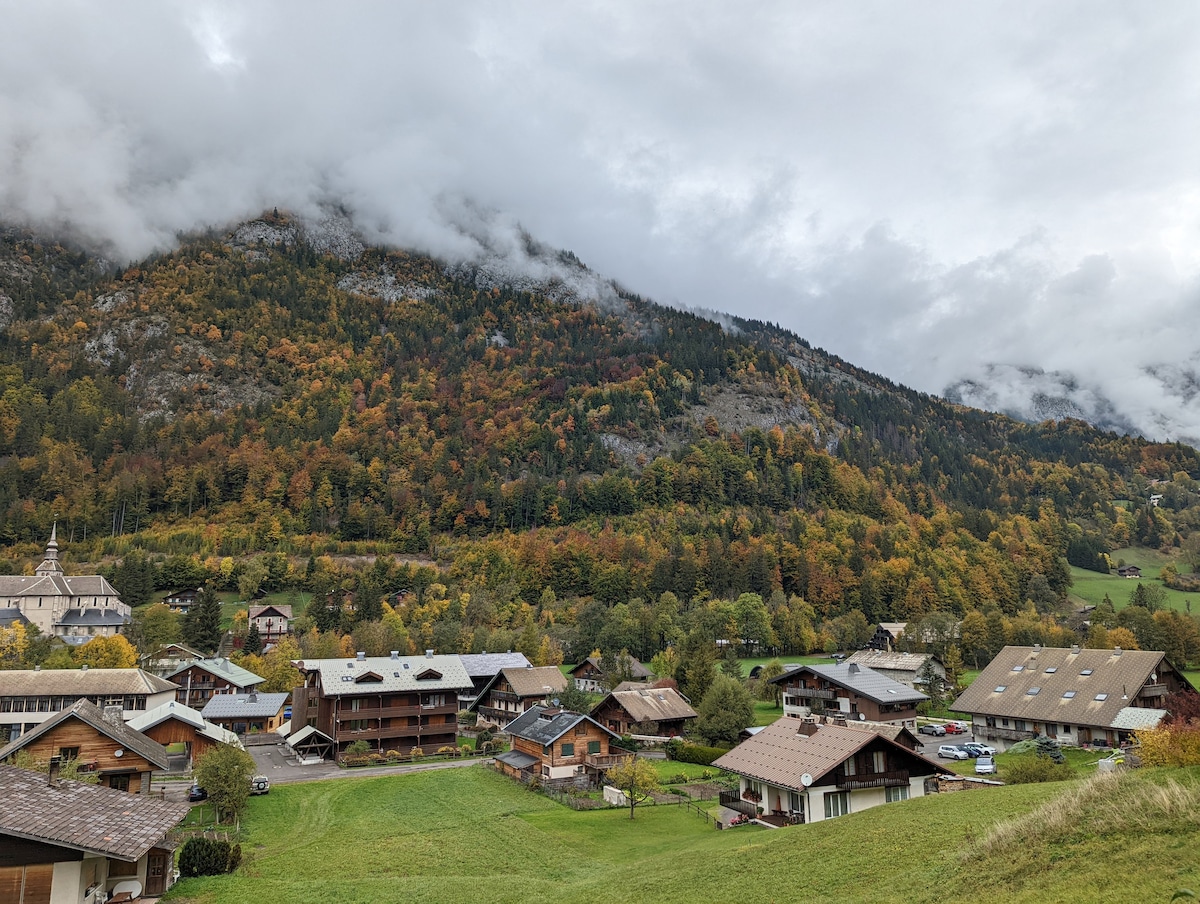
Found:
800,773 -> 813,787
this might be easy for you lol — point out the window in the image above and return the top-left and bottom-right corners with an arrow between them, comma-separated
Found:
824,791 -> 850,819
994,685 -> 1007,693
1044,667 -> 1057,673
58,747 -> 79,760
1011,665 -> 1024,672
1080,669 -> 1093,676
587,740 -> 601,755
1063,691 -> 1076,699
1026,687 -> 1041,696
872,751 -> 886,773
844,758 -> 856,776
885,785 -> 909,803
108,774 -> 130,792
561,743 -> 575,757
1014,720 -> 1026,731
575,724 -> 587,736
789,790 -> 802,811
1095,693 -> 1108,701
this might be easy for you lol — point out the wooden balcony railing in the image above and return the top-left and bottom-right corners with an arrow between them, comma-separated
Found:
977,726 -> 1036,742
1141,684 -> 1168,699
837,769 -> 909,790
584,753 -> 630,770
783,687 -> 837,701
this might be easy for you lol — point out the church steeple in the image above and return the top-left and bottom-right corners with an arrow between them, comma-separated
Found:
35,522 -> 64,576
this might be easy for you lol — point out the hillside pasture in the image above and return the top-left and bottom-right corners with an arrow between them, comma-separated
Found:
1068,565 -> 1197,614
164,762 -> 1200,904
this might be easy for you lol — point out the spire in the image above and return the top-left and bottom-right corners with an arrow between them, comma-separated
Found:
35,522 -> 64,576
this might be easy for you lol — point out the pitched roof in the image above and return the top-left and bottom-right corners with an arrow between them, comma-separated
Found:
504,705 -> 620,745
248,604 -> 293,619
0,699 -> 171,770
458,652 -> 532,678
597,686 -> 698,723
167,657 -> 264,688
1110,706 -> 1168,731
769,663 -> 929,705
951,646 -> 1180,728
570,655 -> 653,679
0,607 -> 31,627
844,650 -> 940,674
877,622 -> 908,636
713,717 -> 951,791
297,654 -> 473,696
201,692 -> 289,720
499,666 -> 569,698
0,668 -> 177,697
126,700 -> 242,748
286,725 -> 334,747
0,763 -> 188,861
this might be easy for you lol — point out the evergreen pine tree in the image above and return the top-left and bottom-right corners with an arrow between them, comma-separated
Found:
244,623 -> 263,655
184,585 -> 224,654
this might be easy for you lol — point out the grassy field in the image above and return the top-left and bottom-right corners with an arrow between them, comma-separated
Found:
1068,565 -> 1198,614
163,762 -> 1200,904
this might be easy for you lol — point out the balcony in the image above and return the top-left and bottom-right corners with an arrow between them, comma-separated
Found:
1141,684 -> 1168,699
489,689 -> 520,703
777,686 -> 835,701
719,790 -> 759,816
585,753 -> 630,771
837,769 -> 909,790
977,726 -> 1036,742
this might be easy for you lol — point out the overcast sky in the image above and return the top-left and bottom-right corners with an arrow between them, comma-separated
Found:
3,2 -> 1200,441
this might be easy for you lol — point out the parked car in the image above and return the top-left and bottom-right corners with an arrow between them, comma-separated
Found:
938,744 -> 971,760
187,785 -> 207,802
284,707 -> 292,720
943,722 -> 966,734
918,723 -> 946,736
975,755 -> 997,775
962,742 -> 996,757
249,774 -> 270,795
947,720 -> 971,733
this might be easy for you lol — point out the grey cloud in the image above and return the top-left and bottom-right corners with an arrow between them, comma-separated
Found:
3,2 -> 1200,441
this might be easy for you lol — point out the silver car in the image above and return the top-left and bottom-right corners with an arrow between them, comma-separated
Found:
938,744 -> 970,760
975,755 -> 997,774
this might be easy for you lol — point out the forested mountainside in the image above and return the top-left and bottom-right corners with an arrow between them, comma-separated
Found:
2,213 -> 1199,666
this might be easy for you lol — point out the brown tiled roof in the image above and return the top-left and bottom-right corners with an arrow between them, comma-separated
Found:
501,666 -> 569,698
0,668 -> 177,697
248,604 -> 293,619
0,764 -> 188,861
599,687 -> 698,723
0,699 -> 171,770
713,717 -> 950,791
952,646 -> 1181,729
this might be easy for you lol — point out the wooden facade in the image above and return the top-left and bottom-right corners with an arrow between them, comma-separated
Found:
138,718 -> 223,764
5,719 -> 158,793
171,662 -> 261,709
500,707 -> 623,781
292,685 -> 458,755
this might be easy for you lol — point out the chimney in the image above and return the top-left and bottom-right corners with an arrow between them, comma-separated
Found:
847,663 -> 859,674
1114,646 -> 1123,656
1071,644 -> 1080,654
356,651 -> 366,662
797,722 -> 818,737
81,664 -> 88,671
426,649 -> 434,659
390,651 -> 399,660
103,704 -> 124,727
248,692 -> 258,703
47,755 -> 62,785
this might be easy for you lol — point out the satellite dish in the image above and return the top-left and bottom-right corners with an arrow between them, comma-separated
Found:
859,713 -> 866,721
800,773 -> 813,787
113,749 -> 124,758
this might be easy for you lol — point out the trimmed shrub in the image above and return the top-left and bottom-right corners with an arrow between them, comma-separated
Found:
179,837 -> 240,877
345,740 -> 370,756
1004,755 -> 1073,784
666,740 -> 726,765
410,747 -> 424,760
437,746 -> 457,756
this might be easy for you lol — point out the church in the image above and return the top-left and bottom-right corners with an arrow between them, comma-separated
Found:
0,526 -> 130,645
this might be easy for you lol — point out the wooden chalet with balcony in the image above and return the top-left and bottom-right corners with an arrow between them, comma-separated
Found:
590,686 -> 697,737
456,652 -> 532,709
166,657 -> 264,709
496,705 -> 623,782
769,662 -> 927,727
714,716 -> 952,826
0,700 -> 170,794
469,665 -> 568,725
292,651 -> 473,759
569,655 -> 652,693
1,763 -> 189,902
952,644 -> 1195,750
